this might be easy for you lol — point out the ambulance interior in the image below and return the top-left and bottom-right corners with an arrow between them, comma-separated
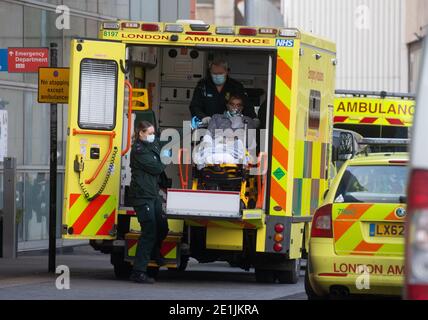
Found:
121,44 -> 273,208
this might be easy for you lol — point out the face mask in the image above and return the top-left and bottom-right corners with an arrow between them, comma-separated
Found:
226,106 -> 242,117
226,110 -> 241,118
145,134 -> 155,143
211,74 -> 226,86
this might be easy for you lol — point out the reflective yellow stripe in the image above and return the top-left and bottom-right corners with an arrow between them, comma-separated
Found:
81,196 -> 117,235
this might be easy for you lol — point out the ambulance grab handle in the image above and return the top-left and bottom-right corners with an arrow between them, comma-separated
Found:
72,129 -> 116,185
121,80 -> 133,156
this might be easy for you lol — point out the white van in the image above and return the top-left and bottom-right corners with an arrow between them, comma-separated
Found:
405,40 -> 428,300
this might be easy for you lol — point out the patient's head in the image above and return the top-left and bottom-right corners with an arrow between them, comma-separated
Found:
226,94 -> 244,117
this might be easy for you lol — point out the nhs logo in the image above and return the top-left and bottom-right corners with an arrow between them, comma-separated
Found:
276,39 -> 294,47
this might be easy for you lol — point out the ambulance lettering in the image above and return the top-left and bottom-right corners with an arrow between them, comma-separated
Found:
276,39 -> 294,47
333,263 -> 404,275
122,33 -> 169,40
336,101 -> 415,116
183,36 -> 270,45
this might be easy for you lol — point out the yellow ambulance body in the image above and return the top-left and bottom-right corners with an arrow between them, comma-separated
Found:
334,90 -> 415,138
62,20 -> 337,282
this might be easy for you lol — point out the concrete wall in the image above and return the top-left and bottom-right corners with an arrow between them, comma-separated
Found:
283,0 -> 408,93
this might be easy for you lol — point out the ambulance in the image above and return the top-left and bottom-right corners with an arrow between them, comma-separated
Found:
333,90 -> 415,155
62,20 -> 337,283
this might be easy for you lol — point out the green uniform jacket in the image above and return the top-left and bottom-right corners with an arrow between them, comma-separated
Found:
128,138 -> 166,206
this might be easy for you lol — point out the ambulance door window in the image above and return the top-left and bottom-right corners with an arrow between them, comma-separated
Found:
308,89 -> 321,131
78,58 -> 118,130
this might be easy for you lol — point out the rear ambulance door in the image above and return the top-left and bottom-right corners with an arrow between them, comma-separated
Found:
332,164 -> 407,257
63,39 -> 126,239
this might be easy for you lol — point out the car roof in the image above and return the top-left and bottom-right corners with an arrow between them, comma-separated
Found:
347,152 -> 409,166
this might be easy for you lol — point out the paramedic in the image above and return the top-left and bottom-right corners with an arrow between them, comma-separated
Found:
128,121 -> 166,284
189,57 -> 259,126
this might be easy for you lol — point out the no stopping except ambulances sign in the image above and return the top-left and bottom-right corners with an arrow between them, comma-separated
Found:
38,68 -> 69,104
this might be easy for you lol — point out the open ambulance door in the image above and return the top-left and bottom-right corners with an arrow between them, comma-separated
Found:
63,39 -> 126,240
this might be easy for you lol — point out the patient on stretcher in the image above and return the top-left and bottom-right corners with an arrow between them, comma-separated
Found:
193,93 -> 257,168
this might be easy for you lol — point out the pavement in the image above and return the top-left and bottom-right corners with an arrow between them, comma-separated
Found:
0,245 -> 307,300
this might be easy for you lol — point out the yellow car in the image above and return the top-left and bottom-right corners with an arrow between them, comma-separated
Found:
305,153 -> 409,299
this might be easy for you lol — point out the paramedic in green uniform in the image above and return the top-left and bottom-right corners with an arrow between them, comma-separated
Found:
128,121 -> 166,284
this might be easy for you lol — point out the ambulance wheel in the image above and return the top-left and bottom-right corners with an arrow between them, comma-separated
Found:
147,266 -> 160,279
276,259 -> 301,284
168,255 -> 189,272
255,269 -> 275,283
111,252 -> 133,279
178,255 -> 189,271
113,261 -> 133,279
304,267 -> 327,300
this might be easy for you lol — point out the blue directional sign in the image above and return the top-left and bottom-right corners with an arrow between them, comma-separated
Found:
0,49 -> 8,72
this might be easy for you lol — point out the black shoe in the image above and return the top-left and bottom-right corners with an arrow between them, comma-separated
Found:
130,272 -> 155,284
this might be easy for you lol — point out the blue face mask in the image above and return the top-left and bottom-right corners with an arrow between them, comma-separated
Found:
145,134 -> 155,143
211,74 -> 226,86
226,110 -> 241,118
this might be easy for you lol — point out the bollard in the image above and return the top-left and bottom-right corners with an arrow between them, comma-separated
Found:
2,157 -> 17,259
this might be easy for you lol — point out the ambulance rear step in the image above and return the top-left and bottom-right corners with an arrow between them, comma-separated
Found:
166,189 -> 241,219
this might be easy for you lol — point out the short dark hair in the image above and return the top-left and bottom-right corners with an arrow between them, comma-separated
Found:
209,56 -> 228,71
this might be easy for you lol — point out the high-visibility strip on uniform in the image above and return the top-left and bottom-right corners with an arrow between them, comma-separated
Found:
269,49 -> 293,216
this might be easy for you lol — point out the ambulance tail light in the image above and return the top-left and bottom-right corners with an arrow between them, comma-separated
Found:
259,28 -> 277,35
311,204 -> 333,238
405,169 -> 428,300
103,22 -> 120,30
142,23 -> 160,32
274,223 -> 285,233
273,243 -> 283,252
215,27 -> 235,35
239,28 -> 257,36
165,24 -> 184,33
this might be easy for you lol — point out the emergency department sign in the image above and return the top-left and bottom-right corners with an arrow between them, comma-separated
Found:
8,47 -> 49,73
38,67 -> 69,104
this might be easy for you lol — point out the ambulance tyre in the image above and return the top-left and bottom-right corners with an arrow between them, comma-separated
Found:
168,255 -> 189,272
255,269 -> 276,283
112,256 -> 133,279
304,267 -> 327,300
178,255 -> 189,271
276,259 -> 301,284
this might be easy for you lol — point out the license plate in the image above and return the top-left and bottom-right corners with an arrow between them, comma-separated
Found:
369,223 -> 404,237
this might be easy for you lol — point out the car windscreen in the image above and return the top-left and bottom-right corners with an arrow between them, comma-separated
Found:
334,165 -> 409,203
